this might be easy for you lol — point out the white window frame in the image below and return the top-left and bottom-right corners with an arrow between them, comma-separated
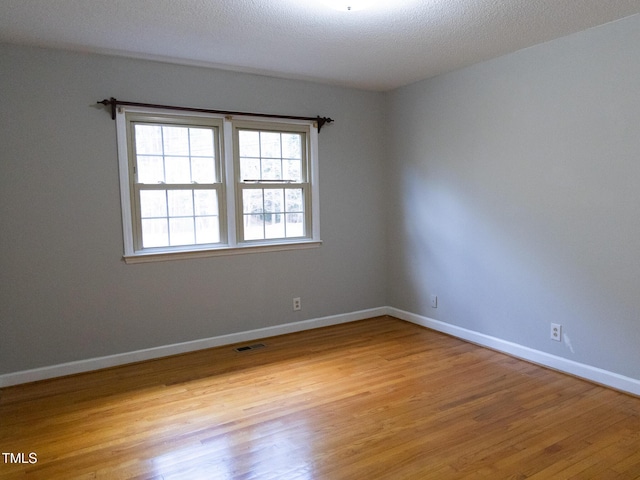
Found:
116,106 -> 321,263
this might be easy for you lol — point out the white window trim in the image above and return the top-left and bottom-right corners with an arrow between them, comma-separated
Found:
115,106 -> 322,263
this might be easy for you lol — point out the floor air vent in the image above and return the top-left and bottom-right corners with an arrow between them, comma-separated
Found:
234,343 -> 266,352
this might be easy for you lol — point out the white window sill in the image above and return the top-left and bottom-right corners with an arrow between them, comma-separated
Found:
123,240 -> 322,264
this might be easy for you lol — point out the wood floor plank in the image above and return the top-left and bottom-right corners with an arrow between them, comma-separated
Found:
1,316 -> 639,479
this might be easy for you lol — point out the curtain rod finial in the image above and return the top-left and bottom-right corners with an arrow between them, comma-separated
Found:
317,116 -> 334,132
97,98 -> 117,120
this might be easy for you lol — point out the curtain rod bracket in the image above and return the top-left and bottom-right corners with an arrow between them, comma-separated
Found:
98,97 -> 117,120
97,98 -> 333,132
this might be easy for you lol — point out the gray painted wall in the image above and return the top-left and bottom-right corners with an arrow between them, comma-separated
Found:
386,14 -> 640,379
3,13 -> 640,382
0,45 -> 388,374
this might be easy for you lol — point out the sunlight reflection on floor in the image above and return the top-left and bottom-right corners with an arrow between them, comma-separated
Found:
152,419 -> 315,479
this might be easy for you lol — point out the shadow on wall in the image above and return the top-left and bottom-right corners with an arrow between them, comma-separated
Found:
397,164 -> 630,359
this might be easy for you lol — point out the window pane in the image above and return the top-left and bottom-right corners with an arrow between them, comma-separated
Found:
243,189 -> 264,214
262,159 -> 281,180
141,218 -> 168,247
189,128 -> 214,156
283,160 -> 301,182
135,125 -> 163,155
244,214 -> 264,240
239,131 -> 260,157
194,190 -> 218,216
168,190 -> 194,217
285,213 -> 305,237
195,216 -> 220,244
264,189 -> 284,213
140,190 -> 167,218
282,133 -> 302,159
191,157 -> 216,183
260,132 -> 281,158
165,157 -> 191,183
137,156 -> 165,184
240,157 -> 260,181
265,214 -> 285,239
169,218 -> 195,246
285,189 -> 303,213
163,126 -> 189,156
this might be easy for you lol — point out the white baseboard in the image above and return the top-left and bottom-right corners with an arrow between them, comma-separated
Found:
3,306 -> 639,397
0,307 -> 388,388
388,307 -> 640,397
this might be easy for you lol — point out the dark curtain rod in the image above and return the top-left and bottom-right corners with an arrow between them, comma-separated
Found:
97,97 -> 334,132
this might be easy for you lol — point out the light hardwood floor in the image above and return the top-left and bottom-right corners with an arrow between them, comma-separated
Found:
1,316 -> 639,479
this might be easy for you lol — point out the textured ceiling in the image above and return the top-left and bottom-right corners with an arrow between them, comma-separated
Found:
1,0 -> 640,91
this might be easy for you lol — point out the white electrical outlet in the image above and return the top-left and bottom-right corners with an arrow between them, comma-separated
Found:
293,297 -> 301,311
550,323 -> 562,341
430,294 -> 438,308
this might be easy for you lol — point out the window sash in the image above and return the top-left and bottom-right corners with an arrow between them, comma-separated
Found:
132,126 -> 222,185
133,183 -> 224,251
237,183 -> 310,242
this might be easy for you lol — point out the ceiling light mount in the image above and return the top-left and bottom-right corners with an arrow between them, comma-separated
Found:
320,0 -> 375,12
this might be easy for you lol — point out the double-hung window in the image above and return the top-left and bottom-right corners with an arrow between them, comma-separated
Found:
116,108 -> 320,263
234,122 -> 310,242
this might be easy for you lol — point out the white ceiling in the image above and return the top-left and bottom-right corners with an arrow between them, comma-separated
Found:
1,0 -> 640,91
